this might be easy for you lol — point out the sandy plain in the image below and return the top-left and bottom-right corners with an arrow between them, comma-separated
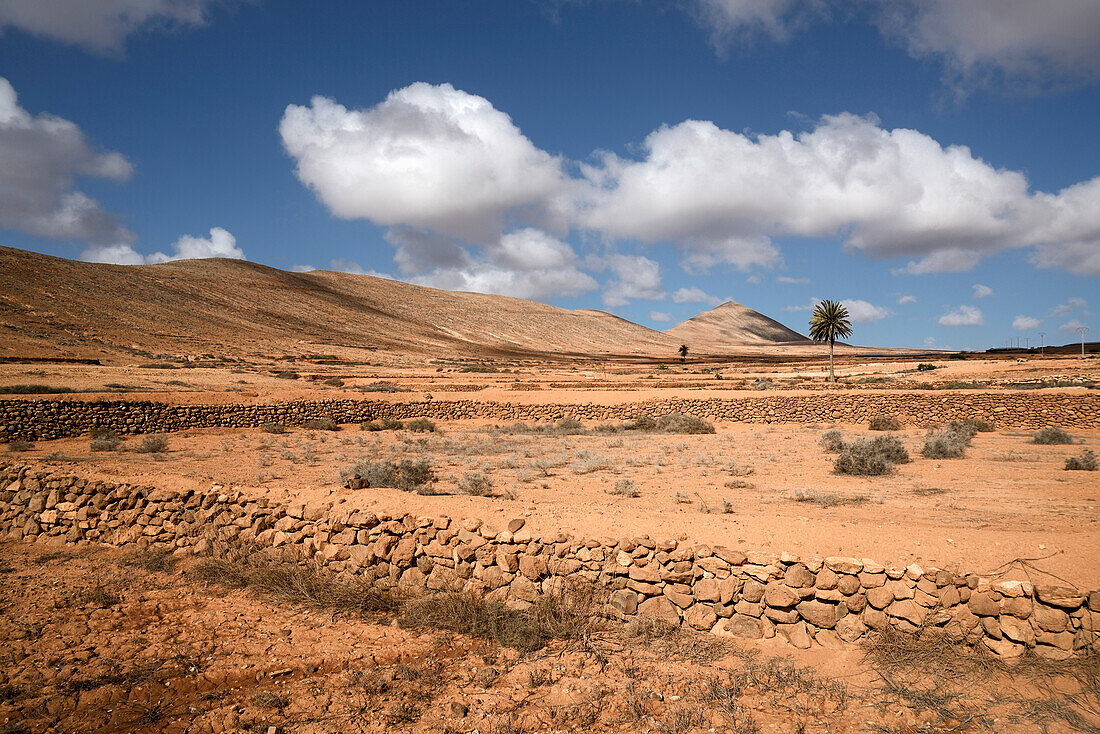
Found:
2,351 -> 1099,733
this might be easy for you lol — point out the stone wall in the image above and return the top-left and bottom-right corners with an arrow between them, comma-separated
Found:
1,460 -> 1095,659
2,390 -> 1097,441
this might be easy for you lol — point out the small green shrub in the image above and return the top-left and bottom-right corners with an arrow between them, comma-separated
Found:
303,418 -> 339,431
916,363 -> 937,371
868,414 -> 900,431
1032,427 -> 1074,445
819,430 -> 845,453
1065,450 -> 1097,471
260,422 -> 287,434
457,471 -> 493,496
407,418 -> 436,433
135,435 -> 168,453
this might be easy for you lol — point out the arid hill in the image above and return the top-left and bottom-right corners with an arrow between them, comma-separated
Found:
0,246 -> 823,362
665,300 -> 811,347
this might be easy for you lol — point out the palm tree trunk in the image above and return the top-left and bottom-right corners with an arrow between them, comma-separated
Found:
829,340 -> 835,382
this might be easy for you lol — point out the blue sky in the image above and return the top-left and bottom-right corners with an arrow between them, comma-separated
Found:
0,1 -> 1097,350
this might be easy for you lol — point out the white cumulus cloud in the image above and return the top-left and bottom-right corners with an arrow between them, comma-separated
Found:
776,275 -> 810,284
0,0 -> 240,53
579,112 -> 1100,276
693,1 -> 1100,87
590,253 -> 665,307
1012,315 -> 1041,330
280,83 -> 569,244
1059,319 -> 1089,334
671,286 -> 723,306
280,83 -> 1100,298
81,227 -> 243,264
409,228 -> 597,301
0,77 -> 134,246
874,0 -> 1100,86
897,294 -> 917,305
972,283 -> 993,299
938,305 -> 984,327
649,311 -> 673,323
841,299 -> 892,324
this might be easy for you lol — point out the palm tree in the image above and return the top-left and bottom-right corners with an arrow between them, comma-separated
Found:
678,344 -> 688,363
808,300 -> 853,382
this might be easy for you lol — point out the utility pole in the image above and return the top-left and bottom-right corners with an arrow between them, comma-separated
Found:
1077,326 -> 1090,358
1039,332 -> 1045,357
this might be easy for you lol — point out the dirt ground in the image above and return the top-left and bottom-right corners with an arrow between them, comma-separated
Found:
1,354 -> 1095,405
1,541 -> 1096,734
9,414 -> 1099,588
2,353 -> 1099,733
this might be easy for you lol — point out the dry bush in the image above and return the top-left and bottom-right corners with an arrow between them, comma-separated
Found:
135,435 -> 168,453
323,377 -> 344,387
0,384 -> 75,394
607,478 -> 640,497
356,382 -> 410,393
752,379 -> 772,390
570,452 -> 614,474
342,459 -> 436,492
962,417 -> 995,432
273,370 -> 299,380
1033,426 -> 1074,445
1065,450 -> 1097,471
89,428 -> 123,452
834,435 -> 907,475
922,422 -> 975,459
399,584 -> 599,653
303,418 -> 339,431
624,413 -> 715,434
868,414 -> 900,431
407,418 -> 437,433
118,549 -> 175,573
362,417 -> 405,431
791,489 -> 868,506
260,422 -> 287,434
190,550 -> 400,616
457,471 -> 493,496
819,430 -> 845,452
6,440 -> 33,452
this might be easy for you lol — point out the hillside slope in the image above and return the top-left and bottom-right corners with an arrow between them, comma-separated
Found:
0,247 -> 684,360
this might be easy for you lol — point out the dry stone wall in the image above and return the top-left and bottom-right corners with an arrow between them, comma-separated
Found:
2,391 -> 1098,441
2,460 -> 1096,659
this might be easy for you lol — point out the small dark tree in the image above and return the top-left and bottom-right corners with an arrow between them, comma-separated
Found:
678,344 -> 688,363
809,300 -> 853,382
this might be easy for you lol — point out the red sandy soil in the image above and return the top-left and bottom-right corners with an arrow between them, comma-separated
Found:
12,417 -> 1099,589
1,541 -> 1095,734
